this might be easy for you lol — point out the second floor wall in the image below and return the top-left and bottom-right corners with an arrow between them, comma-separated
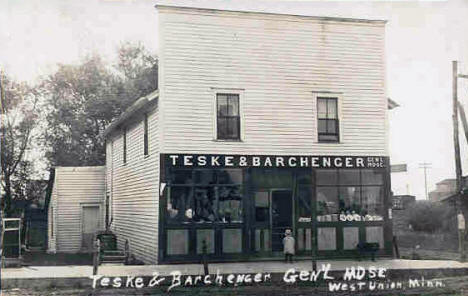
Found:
157,6 -> 388,156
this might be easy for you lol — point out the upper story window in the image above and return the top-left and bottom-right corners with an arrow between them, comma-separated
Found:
317,97 -> 339,142
144,114 -> 149,156
123,128 -> 127,164
217,93 -> 240,140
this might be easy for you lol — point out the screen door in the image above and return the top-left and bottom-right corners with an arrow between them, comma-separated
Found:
81,205 -> 100,251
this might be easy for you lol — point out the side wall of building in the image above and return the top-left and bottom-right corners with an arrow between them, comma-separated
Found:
47,176 -> 58,253
107,105 -> 160,264
158,7 -> 387,156
55,167 -> 106,253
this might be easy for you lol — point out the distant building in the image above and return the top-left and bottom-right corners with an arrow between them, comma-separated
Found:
392,195 -> 416,210
428,176 -> 468,202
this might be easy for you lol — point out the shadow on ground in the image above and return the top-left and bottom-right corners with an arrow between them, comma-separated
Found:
22,251 -> 93,266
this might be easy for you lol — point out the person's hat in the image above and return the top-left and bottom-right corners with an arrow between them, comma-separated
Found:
285,229 -> 292,235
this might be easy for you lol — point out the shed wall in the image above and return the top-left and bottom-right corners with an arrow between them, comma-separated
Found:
47,180 -> 58,253
55,167 -> 105,253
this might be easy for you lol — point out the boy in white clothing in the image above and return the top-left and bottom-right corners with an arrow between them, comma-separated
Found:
283,229 -> 295,263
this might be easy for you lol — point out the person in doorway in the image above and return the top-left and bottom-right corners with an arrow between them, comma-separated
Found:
283,229 -> 295,263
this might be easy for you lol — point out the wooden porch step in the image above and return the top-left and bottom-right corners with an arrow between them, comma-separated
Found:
102,255 -> 126,259
102,251 -> 125,255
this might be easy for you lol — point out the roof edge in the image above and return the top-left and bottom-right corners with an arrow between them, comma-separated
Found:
54,166 -> 106,171
104,90 -> 159,138
387,98 -> 399,110
155,4 -> 387,24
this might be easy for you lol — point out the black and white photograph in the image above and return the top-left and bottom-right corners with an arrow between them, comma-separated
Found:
1,0 -> 468,295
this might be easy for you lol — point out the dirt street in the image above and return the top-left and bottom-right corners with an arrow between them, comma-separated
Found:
3,275 -> 468,296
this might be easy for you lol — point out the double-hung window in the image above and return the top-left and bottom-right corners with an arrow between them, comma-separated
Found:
217,93 -> 240,140
317,97 -> 339,142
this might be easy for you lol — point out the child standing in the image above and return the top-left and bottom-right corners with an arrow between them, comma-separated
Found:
283,229 -> 295,263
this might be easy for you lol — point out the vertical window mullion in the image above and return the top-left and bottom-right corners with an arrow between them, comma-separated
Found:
217,97 -> 220,139
325,100 -> 329,134
226,96 -> 230,138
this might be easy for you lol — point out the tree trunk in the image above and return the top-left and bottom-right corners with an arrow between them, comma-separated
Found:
3,175 -> 12,217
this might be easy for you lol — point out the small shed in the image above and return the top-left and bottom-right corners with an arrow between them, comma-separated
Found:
47,166 -> 106,253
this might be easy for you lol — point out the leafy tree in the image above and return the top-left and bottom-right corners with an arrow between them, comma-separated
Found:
41,42 -> 158,166
116,42 -> 158,99
407,201 -> 455,233
0,72 -> 40,216
0,42 -> 157,216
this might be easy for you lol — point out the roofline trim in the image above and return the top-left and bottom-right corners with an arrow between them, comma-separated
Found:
155,4 -> 387,24
104,90 -> 159,138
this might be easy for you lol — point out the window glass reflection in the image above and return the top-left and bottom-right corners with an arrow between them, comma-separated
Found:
316,169 -> 385,222
316,169 -> 338,185
297,186 -> 311,222
339,169 -> 360,185
255,192 -> 269,223
167,169 -> 243,224
362,169 -> 384,185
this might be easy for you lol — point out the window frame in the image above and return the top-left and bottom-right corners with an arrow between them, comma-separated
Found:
315,168 -> 385,221
314,93 -> 342,143
212,89 -> 244,141
123,128 -> 127,164
165,168 -> 244,225
143,113 -> 149,157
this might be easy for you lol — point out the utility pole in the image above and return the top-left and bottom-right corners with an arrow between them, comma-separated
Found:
453,60 -> 466,262
418,162 -> 432,200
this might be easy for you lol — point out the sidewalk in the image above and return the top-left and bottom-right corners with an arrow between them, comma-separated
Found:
2,259 -> 468,289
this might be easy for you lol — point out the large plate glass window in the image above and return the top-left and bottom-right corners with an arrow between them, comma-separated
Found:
166,168 -> 243,224
315,169 -> 385,222
217,94 -> 240,140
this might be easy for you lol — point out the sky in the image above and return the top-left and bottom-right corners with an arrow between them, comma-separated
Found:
1,0 -> 468,199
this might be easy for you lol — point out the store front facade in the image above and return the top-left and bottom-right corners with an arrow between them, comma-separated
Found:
159,154 -> 392,263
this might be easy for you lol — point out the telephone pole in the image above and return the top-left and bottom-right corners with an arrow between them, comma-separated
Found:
453,60 -> 466,262
418,162 -> 432,200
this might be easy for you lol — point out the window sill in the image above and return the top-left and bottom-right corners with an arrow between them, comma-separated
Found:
212,139 -> 243,143
315,141 -> 342,144
144,154 -> 150,159
166,221 -> 244,226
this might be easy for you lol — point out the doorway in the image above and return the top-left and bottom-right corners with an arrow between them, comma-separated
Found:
81,205 -> 101,251
271,190 -> 293,251
253,189 -> 293,253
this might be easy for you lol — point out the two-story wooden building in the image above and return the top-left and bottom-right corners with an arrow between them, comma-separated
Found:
104,4 -> 392,264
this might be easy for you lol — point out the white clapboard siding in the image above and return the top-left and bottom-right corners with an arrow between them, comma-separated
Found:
157,7 -> 388,156
47,182 -> 58,253
106,136 -> 113,229
107,106 -> 159,264
54,166 -> 106,253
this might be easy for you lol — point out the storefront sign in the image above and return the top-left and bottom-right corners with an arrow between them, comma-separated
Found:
164,154 -> 388,169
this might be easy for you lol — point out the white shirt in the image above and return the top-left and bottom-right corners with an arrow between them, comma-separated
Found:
458,213 -> 466,230
283,236 -> 295,255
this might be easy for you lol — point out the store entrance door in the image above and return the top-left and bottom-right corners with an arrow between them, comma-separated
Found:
271,190 -> 293,252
